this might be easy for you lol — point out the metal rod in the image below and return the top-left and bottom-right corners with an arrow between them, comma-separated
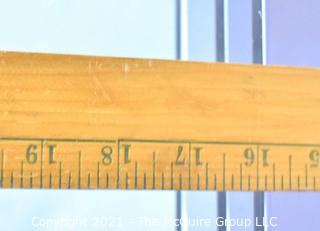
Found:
176,1 -> 182,230
216,0 -> 225,62
253,0 -> 265,230
216,1 -> 227,231
252,0 -> 263,64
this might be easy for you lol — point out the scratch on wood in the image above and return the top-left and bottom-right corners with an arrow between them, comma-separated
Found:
122,63 -> 130,73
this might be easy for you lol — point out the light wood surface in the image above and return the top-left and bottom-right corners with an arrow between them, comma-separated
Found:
0,51 -> 320,191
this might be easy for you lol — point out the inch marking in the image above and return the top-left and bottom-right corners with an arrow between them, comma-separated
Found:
20,161 -> 24,188
117,140 -> 120,189
289,155 -> 292,190
214,174 -> 217,190
231,174 -> 234,191
30,172 -> 33,188
240,163 -> 243,191
59,162 -> 62,189
78,152 -> 82,189
134,162 -> 138,189
125,173 -> 129,189
143,172 -> 147,189
222,153 -> 226,191
106,173 -> 109,189
188,142 -> 191,190
87,173 -> 91,189
0,137 -> 319,191
265,175 -> 268,191
10,171 -> 13,188
68,172 -> 72,189
273,163 -> 276,191
205,163 -> 208,190
305,164 -> 308,189
40,140 -> 44,188
152,152 -> 156,189
161,172 -> 165,190
49,172 -> 52,189
170,162 -> 173,190
97,162 -> 100,189
0,150 -> 3,187
256,144 -> 260,190
197,174 -> 200,190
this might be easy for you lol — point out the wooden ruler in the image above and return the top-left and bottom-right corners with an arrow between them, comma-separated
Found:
1,51 -> 320,191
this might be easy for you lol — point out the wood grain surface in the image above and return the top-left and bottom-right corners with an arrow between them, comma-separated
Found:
0,51 -> 320,191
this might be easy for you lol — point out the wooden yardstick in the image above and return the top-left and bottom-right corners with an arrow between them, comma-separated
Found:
1,51 -> 320,191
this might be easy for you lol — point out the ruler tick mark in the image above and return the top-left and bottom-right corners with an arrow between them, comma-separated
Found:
231,174 -> 234,191
117,140 -> 120,189
143,172 -> 147,189
68,172 -> 72,189
153,152 -> 156,189
240,163 -> 243,191
106,173 -> 109,189
134,162 -> 138,189
97,162 -> 100,189
256,144 -> 260,190
223,153 -> 226,191
10,171 -> 13,188
125,173 -> 129,189
49,172 -> 52,189
161,172 -> 164,190
273,163 -> 276,191
305,164 -> 308,190
20,161 -> 24,188
197,174 -> 200,190
289,155 -> 292,190
59,162 -> 62,189
87,173 -> 91,189
170,162 -> 173,190
30,172 -> 33,189
40,140 -> 44,189
265,175 -> 268,191
205,163 -> 208,190
188,142 -> 191,190
0,150 -> 3,188
78,152 -> 81,189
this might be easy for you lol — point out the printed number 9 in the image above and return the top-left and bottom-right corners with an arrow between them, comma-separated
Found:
310,149 -> 320,168
244,148 -> 255,166
26,144 -> 38,164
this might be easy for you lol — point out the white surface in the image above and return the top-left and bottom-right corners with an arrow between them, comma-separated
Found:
0,0 -> 176,59
0,190 -> 176,231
